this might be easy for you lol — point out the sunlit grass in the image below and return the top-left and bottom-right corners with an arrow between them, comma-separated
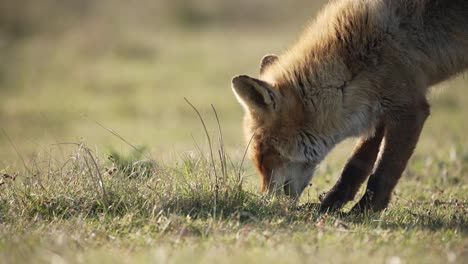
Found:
1,1 -> 467,263
0,138 -> 466,263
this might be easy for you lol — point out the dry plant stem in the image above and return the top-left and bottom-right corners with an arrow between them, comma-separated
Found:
53,142 -> 108,207
83,146 -> 107,206
238,133 -> 255,187
184,98 -> 219,217
211,104 -> 228,182
88,116 -> 156,165
191,134 -> 206,161
184,98 -> 218,181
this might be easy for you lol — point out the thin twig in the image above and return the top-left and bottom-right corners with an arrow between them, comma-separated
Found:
218,149 -> 225,183
82,155 -> 100,199
190,133 -> 206,161
82,115 -> 155,164
184,98 -> 218,182
83,147 -> 107,204
211,104 -> 227,182
238,133 -> 255,184
53,142 -> 107,206
184,98 -> 219,219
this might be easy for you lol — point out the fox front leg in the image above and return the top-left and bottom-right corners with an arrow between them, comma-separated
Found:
352,100 -> 430,212
320,123 -> 385,212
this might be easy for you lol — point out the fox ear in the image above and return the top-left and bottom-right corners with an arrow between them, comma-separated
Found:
232,75 -> 279,113
260,54 -> 278,74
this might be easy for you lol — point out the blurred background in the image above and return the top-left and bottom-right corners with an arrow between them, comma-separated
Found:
1,0 -> 467,172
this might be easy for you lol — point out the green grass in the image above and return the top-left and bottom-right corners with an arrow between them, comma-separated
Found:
1,1 -> 467,263
0,138 -> 466,263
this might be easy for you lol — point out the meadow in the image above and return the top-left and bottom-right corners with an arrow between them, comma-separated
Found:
0,1 -> 467,263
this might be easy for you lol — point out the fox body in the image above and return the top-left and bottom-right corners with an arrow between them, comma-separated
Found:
232,0 -> 468,212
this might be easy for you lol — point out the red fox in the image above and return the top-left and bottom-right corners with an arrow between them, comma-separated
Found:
231,0 -> 468,212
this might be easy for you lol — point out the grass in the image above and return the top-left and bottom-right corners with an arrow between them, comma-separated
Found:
0,148 -> 466,263
1,1 -> 467,263
1,103 -> 466,263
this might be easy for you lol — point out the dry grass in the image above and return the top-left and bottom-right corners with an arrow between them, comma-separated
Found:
1,1 -> 467,263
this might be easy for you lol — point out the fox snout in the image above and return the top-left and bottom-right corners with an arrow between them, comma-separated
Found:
262,162 -> 316,199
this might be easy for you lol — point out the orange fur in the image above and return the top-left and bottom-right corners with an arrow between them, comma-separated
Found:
232,0 -> 468,211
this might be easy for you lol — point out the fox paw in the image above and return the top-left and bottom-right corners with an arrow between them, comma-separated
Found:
349,191 -> 390,214
319,189 -> 350,212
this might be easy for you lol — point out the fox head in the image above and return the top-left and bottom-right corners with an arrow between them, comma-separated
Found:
232,55 -> 336,199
